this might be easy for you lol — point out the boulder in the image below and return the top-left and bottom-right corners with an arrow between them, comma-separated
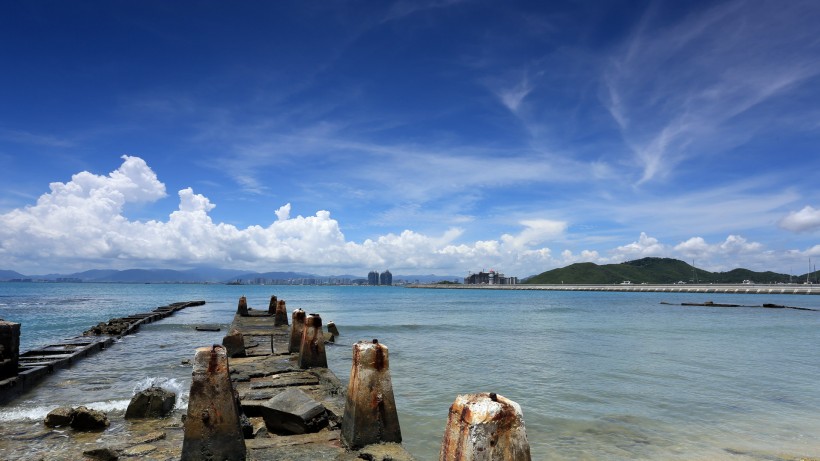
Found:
70,406 -> 110,431
260,387 -> 328,435
44,406 -> 75,427
125,386 -> 176,419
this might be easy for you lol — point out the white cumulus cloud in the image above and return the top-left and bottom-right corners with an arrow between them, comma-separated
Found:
0,156 -> 570,275
779,205 -> 820,232
610,232 -> 666,261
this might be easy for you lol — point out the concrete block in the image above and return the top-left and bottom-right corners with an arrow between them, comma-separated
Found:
181,345 -> 246,461
260,387 -> 328,435
298,314 -> 327,369
439,392 -> 531,461
274,300 -> 288,326
341,339 -> 402,449
289,309 -> 306,354
237,296 -> 249,317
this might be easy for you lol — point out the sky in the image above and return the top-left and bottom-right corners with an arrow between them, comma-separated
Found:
1,0 -> 819,277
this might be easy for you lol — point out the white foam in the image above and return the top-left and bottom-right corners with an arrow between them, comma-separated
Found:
0,405 -> 59,422
132,376 -> 190,410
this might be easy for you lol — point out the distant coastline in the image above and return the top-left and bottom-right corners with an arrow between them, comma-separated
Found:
410,282 -> 820,296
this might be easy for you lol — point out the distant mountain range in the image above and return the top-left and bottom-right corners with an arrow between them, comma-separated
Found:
524,257 -> 815,284
0,267 -> 460,284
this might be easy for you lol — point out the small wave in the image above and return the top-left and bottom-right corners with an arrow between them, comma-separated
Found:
0,405 -> 59,422
342,324 -> 454,332
0,398 -> 130,422
132,376 -> 190,409
82,399 -> 131,413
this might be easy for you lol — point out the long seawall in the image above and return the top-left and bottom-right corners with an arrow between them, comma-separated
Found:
409,283 -> 820,295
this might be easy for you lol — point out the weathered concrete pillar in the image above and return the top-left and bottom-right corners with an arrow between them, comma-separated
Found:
274,300 -> 289,327
237,296 -> 249,317
0,320 -> 20,380
289,309 -> 306,354
181,345 -> 246,461
439,393 -> 531,461
268,295 -> 278,315
222,328 -> 246,358
327,321 -> 340,337
342,339 -> 402,449
298,313 -> 327,369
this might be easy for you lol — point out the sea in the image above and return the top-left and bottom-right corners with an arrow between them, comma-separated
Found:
0,282 -> 819,460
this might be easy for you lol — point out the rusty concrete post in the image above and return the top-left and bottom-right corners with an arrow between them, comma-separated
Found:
298,313 -> 327,369
268,295 -> 278,315
289,309 -> 306,354
341,339 -> 402,449
274,300 -> 288,327
0,320 -> 20,380
237,296 -> 248,317
181,345 -> 246,461
439,393 -> 531,461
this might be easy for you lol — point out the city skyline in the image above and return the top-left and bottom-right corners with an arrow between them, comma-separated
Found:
1,1 -> 819,275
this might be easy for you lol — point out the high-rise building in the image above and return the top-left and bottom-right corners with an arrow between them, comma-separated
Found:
368,271 -> 379,286
380,270 -> 393,286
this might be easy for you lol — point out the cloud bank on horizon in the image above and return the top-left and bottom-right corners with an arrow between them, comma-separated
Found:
0,156 -> 816,276
0,1 -> 818,276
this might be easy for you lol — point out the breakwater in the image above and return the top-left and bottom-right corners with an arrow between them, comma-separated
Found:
0,300 -> 204,405
410,283 -> 820,295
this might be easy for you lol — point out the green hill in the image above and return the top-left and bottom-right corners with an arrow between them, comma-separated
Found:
523,257 -> 792,284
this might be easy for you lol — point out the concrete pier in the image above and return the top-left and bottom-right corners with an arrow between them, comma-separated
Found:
222,299 -> 415,460
0,320 -> 20,381
274,299 -> 289,326
440,392 -> 531,461
181,345 -> 246,461
0,300 -> 205,404
298,314 -> 328,369
342,339 -> 402,449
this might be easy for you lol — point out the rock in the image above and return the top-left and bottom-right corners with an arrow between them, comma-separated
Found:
260,387 -> 328,435
82,447 -> 120,461
130,431 -> 166,445
44,406 -> 75,427
240,412 -> 254,439
323,332 -> 335,343
122,444 -> 157,457
70,406 -> 110,431
125,386 -> 176,419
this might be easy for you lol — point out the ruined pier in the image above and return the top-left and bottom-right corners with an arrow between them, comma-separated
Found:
180,298 -> 418,460
0,300 -> 205,404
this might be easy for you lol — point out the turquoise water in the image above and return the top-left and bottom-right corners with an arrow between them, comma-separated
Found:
1,283 -> 819,460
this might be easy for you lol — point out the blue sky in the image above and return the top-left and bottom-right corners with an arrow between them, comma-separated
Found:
1,0 -> 819,277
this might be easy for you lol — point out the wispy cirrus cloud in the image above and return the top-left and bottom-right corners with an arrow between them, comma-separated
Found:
604,0 -> 820,184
